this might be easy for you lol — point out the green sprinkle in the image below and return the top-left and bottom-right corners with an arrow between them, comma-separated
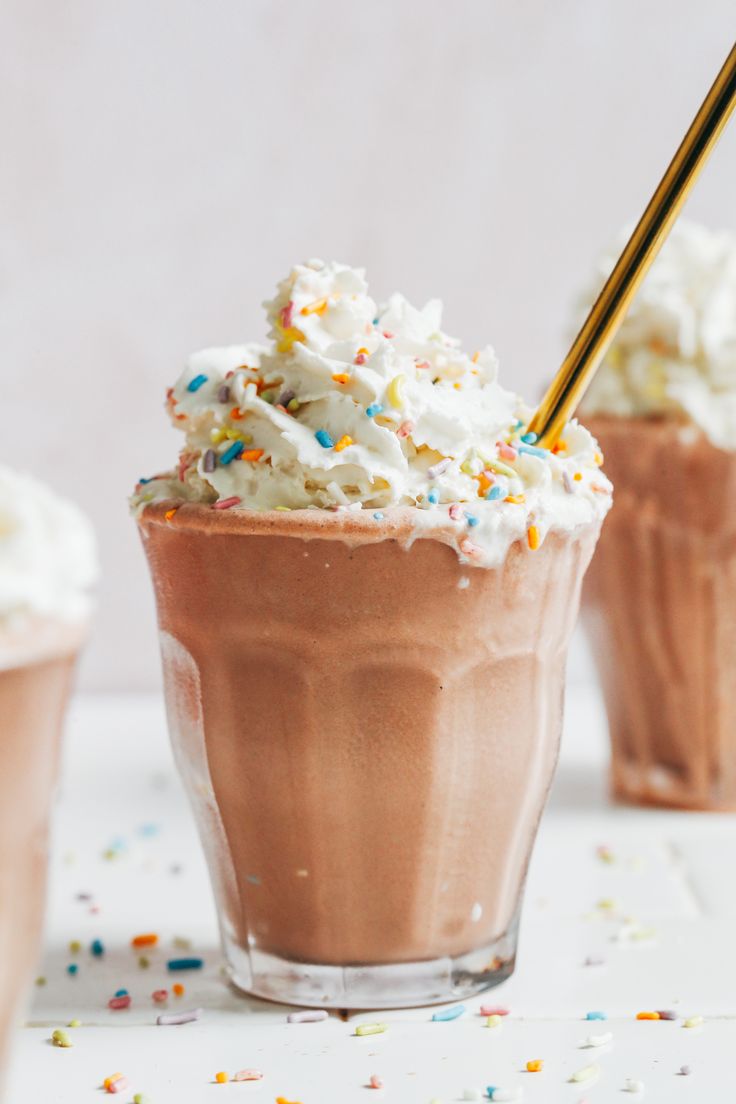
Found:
51,1029 -> 72,1048
355,1022 -> 387,1036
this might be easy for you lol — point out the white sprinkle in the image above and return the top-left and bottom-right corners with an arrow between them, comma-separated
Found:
562,470 -> 574,494
679,1065 -> 691,1076
428,458 -> 451,479
470,902 -> 483,922
683,1015 -> 703,1029
156,1008 -> 202,1025
581,1031 -> 613,1048
624,1078 -> 644,1094
287,1009 -> 328,1023
458,575 -> 470,590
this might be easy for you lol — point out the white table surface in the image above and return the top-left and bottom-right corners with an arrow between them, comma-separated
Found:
7,686 -> 736,1103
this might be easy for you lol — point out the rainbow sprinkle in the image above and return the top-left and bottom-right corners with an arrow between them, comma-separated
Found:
187,374 -> 208,392
315,429 -> 334,448
220,441 -> 244,465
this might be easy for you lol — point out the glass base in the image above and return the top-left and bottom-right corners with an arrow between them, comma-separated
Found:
224,927 -> 517,1009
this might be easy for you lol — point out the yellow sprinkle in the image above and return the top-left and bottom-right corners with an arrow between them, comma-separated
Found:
471,350 -> 480,363
67,1019 -> 81,1028
487,459 -> 516,479
300,296 -> 328,316
504,494 -> 525,505
573,472 -> 583,481
164,508 -> 178,521
69,941 -> 81,954
597,897 -> 616,911
334,435 -> 353,453
594,450 -> 604,466
460,460 -> 476,476
355,1022 -> 387,1036
527,525 -> 540,550
486,1014 -> 502,1028
569,1063 -> 599,1083
332,373 -> 351,384
275,506 -> 292,512
215,1071 -> 229,1083
387,374 -> 405,409
526,1059 -> 543,1072
683,1015 -> 703,1029
357,346 -> 369,356
276,325 -> 306,353
210,428 -> 227,444
453,382 -> 461,390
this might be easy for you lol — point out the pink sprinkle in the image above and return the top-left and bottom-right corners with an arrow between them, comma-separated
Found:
416,360 -> 431,370
354,353 -> 367,365
279,301 -> 294,328
152,989 -> 168,1003
213,496 -> 242,510
382,331 -> 394,339
287,1009 -> 328,1023
156,1008 -> 203,1026
107,1077 -> 129,1094
460,538 -> 483,559
449,504 -> 463,521
369,1074 -> 384,1089
497,442 -> 518,461
108,995 -> 131,1011
397,420 -> 414,439
233,1070 -> 264,1082
480,1005 -> 510,1016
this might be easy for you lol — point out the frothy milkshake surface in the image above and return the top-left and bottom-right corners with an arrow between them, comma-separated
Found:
133,261 -> 610,565
580,221 -> 736,448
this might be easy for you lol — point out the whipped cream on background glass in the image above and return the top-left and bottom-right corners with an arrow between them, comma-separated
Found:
0,466 -> 98,629
580,220 -> 736,449
135,261 -> 610,565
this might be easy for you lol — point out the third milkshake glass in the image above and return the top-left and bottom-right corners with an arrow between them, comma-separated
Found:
135,259 -> 610,1005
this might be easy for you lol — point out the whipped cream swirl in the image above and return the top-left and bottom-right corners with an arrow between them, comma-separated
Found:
134,260 -> 610,565
580,221 -> 736,449
0,466 -> 98,625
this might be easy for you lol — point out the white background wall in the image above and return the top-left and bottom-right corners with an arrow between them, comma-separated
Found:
2,0 -> 735,690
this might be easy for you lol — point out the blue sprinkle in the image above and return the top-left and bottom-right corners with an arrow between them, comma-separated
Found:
315,429 -> 334,448
220,441 -> 244,465
486,485 -> 504,501
465,513 -> 479,527
138,477 -> 152,484
67,963 -> 78,976
373,512 -> 384,520
246,874 -> 261,885
520,431 -> 538,444
187,373 -> 208,393
431,1003 -> 466,1021
365,403 -> 383,418
428,489 -> 439,504
513,419 -> 524,430
585,1010 -> 607,1020
167,957 -> 204,972
138,823 -> 160,838
91,939 -> 105,957
487,1090 -> 497,1100
518,444 -> 547,458
372,317 -> 379,325
115,988 -> 129,998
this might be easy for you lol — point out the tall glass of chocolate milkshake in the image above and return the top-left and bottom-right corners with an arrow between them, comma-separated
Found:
0,468 -> 96,1088
581,221 -> 736,810
135,261 -> 609,1006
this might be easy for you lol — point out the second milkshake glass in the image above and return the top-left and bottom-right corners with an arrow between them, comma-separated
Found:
140,503 -> 599,1007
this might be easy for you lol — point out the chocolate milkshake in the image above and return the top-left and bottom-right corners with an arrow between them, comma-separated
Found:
580,222 -> 736,809
135,260 -> 610,1005
0,469 -> 96,1085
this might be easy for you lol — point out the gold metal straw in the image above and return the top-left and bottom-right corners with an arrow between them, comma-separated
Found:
529,41 -> 736,448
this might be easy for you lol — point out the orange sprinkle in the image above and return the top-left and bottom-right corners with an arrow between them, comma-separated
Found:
334,435 -> 353,453
276,1098 -> 303,1104
591,482 -> 609,494
241,449 -> 264,462
551,439 -> 567,454
230,407 -> 245,420
504,494 -> 525,505
357,347 -> 369,356
649,337 -> 669,355
573,472 -> 583,481
471,351 -> 480,363
637,1011 -> 660,1020
332,373 -> 351,384
526,1059 -> 544,1072
103,1074 -> 124,1091
476,473 -> 493,495
527,525 -> 540,550
300,297 -> 328,316
164,508 -> 178,522
215,1071 -> 229,1084
175,413 -> 187,421
131,933 -> 158,948
172,983 -> 185,997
